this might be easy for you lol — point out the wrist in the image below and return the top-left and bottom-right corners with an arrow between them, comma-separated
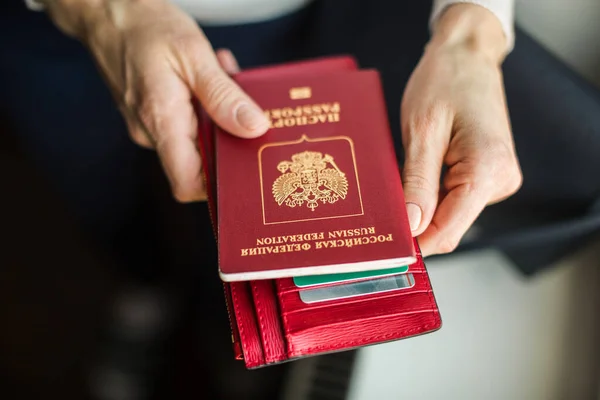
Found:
428,4 -> 507,65
42,0 -> 106,39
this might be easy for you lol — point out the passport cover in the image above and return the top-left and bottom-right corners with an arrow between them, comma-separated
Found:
196,56 -> 442,369
216,68 -> 416,282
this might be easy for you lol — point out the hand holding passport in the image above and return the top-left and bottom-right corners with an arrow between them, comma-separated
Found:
196,55 -> 442,368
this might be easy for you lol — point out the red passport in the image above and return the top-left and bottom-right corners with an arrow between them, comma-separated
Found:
216,65 -> 416,282
197,56 -> 442,368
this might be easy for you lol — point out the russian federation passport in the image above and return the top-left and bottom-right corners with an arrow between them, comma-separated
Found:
197,55 -> 442,368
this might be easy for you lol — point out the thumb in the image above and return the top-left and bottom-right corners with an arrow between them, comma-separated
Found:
189,49 -> 269,139
401,112 -> 450,236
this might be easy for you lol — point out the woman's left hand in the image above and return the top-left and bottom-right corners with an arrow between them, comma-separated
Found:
400,4 -> 523,256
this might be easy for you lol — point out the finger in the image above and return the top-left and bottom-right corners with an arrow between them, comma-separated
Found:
180,41 -> 269,138
216,48 -> 240,75
156,121 -> 206,202
95,65 -> 155,150
119,104 -> 155,149
417,162 -> 491,256
401,105 -> 452,236
133,71 -> 206,202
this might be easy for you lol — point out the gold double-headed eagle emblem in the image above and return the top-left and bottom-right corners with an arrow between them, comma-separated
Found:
272,151 -> 348,211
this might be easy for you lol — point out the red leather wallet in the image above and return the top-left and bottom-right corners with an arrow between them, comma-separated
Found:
196,56 -> 442,369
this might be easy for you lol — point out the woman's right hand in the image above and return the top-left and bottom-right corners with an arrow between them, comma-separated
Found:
45,0 -> 270,202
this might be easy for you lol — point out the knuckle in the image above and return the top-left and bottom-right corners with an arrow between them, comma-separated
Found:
407,101 -> 450,137
128,126 -> 144,143
464,141 -> 517,191
460,139 -> 499,166
123,87 -> 137,110
487,142 -> 523,195
119,105 -> 154,148
437,237 -> 459,254
172,186 -> 192,203
492,143 -> 513,163
203,75 -> 240,116
136,92 -> 177,135
487,140 -> 513,166
402,171 -> 436,194
130,128 -> 153,148
452,181 -> 482,199
410,115 -> 435,138
513,169 -> 524,191
137,97 -> 157,129
171,34 -> 211,60
504,166 -> 523,196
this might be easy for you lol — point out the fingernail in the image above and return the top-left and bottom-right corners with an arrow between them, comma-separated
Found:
236,103 -> 268,133
406,203 -> 422,231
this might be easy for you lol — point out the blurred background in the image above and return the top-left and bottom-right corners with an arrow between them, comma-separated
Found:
341,2 -> 600,399
1,1 -> 599,399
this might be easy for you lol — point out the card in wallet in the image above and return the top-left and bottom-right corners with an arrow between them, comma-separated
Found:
196,55 -> 442,369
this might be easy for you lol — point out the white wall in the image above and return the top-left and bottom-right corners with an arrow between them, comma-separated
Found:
516,0 -> 600,87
